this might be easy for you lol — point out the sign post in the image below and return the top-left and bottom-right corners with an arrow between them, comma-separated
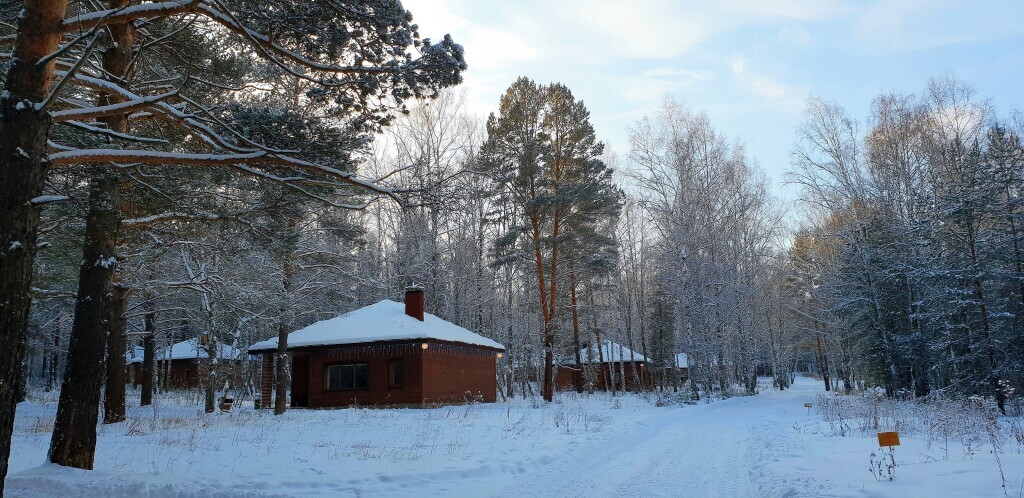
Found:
804,402 -> 812,415
873,431 -> 900,481
877,431 -> 900,447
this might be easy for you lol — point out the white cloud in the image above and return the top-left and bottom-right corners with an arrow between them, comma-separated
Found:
574,1 -> 708,59
729,56 -> 804,111
730,58 -> 746,76
623,67 -> 711,102
717,0 -> 851,21
778,28 -> 812,46
851,0 -> 1024,53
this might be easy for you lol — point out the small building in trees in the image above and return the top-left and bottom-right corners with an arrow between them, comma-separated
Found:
248,288 -> 505,408
127,338 -> 243,389
556,340 -> 650,391
668,353 -> 690,386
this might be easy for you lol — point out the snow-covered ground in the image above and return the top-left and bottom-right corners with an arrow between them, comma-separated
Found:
7,377 -> 1022,497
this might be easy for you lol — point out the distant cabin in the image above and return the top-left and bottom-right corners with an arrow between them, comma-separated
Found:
248,288 -> 505,408
671,352 -> 690,384
127,337 -> 243,388
556,340 -> 649,391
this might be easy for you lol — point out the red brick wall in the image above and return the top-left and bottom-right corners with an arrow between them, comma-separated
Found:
555,362 -> 647,391
303,343 -> 425,408
160,359 -> 199,388
289,341 -> 500,407
421,343 -> 497,403
130,359 -> 245,391
555,367 -> 579,391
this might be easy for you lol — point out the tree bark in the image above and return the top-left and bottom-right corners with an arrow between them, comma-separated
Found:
49,0 -> 133,468
103,284 -> 129,423
569,267 -> 584,393
0,0 -> 70,489
275,219 -> 298,415
141,309 -> 155,406
814,320 -> 831,392
48,170 -> 123,469
46,317 -> 61,392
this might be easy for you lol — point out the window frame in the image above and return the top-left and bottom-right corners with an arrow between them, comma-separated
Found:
324,362 -> 369,391
388,359 -> 404,389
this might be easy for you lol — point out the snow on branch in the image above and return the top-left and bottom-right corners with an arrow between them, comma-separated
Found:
48,149 -> 400,205
121,211 -> 220,226
51,90 -> 179,122
62,0 -> 201,31
62,120 -> 169,144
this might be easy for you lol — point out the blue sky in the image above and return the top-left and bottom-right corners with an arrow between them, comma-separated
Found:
403,0 -> 1024,202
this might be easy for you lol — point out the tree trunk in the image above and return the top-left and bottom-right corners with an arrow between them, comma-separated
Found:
569,267 -> 584,393
141,310 -> 155,406
204,334 -> 217,414
275,220 -> 298,415
542,330 -> 555,402
103,284 -> 129,424
50,2 -> 133,467
48,170 -> 123,469
0,0 -> 70,489
46,317 -> 61,392
592,294 -> 609,392
814,320 -> 831,392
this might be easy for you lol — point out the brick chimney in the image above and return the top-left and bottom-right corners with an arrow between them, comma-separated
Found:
404,286 -> 424,321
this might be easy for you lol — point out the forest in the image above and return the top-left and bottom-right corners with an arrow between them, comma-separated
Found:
0,0 -> 1022,495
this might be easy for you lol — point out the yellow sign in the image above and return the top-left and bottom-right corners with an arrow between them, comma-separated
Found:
877,431 -> 900,447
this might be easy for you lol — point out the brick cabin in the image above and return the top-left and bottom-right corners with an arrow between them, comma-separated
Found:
126,338 -> 243,389
248,288 -> 505,408
556,340 -> 649,391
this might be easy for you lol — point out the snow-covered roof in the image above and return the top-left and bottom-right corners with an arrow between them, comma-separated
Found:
127,338 -> 243,364
581,340 -> 650,363
248,300 -> 505,353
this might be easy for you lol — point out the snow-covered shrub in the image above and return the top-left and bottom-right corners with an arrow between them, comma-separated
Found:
868,447 -> 897,481
653,390 -> 695,407
970,396 -> 1006,491
920,398 -> 970,459
26,416 -> 54,434
1008,418 -> 1024,453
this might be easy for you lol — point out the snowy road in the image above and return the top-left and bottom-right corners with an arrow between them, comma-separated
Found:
496,382 -> 817,498
11,377 -> 1020,497
7,382 -> 824,498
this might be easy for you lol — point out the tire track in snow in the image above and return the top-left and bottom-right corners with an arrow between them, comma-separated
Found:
495,387 -> 818,498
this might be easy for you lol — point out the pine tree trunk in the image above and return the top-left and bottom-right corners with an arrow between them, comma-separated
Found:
569,268 -> 584,393
50,2 -> 133,467
103,284 -> 129,424
45,319 -> 60,392
0,0 -> 70,489
49,171 -> 123,469
275,220 -> 298,415
592,294 -> 609,392
141,311 -> 155,406
542,330 -> 555,402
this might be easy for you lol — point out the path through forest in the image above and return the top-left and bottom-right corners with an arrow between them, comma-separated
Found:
6,380 -> 847,497
495,380 -> 819,497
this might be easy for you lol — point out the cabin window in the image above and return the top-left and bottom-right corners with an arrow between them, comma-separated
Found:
325,363 -> 368,391
389,360 -> 404,388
